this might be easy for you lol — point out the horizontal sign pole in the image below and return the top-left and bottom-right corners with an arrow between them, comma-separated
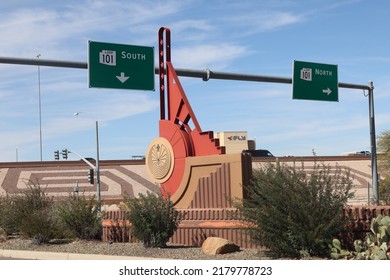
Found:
0,56 -> 370,90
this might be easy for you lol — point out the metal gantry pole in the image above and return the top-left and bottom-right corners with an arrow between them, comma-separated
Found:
368,81 -> 379,205
0,56 -> 371,89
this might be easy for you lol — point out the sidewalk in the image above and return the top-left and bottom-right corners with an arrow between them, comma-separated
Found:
0,249 -> 165,260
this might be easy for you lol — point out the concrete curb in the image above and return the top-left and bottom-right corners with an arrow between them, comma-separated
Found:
0,249 -> 165,260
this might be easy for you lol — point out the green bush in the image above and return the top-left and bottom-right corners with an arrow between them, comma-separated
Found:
379,177 -> 390,205
124,191 -> 180,248
55,193 -> 102,240
237,161 -> 354,259
0,181 -> 104,243
0,195 -> 19,235
19,207 -> 55,244
4,181 -> 57,244
378,130 -> 390,205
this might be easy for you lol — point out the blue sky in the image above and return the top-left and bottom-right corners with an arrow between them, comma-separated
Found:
0,0 -> 389,162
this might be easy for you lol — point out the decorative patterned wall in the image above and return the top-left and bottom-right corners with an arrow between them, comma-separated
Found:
0,156 -> 373,205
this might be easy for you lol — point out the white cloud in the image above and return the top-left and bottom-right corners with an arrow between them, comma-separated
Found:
0,0 -> 185,58
245,11 -> 304,32
172,44 -> 248,69
171,19 -> 213,34
213,5 -> 304,37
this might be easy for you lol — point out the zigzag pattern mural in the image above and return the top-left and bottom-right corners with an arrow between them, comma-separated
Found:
0,157 -> 373,206
0,164 -> 159,201
252,158 -> 373,205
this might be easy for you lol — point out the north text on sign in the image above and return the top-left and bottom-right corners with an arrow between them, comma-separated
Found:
315,69 -> 333,76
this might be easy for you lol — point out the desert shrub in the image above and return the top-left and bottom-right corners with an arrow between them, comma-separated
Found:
0,195 -> 19,235
379,177 -> 390,205
237,161 -> 354,259
378,130 -> 390,205
8,181 -> 57,244
19,207 -> 55,244
123,191 -> 180,248
55,193 -> 102,240
0,227 -> 6,242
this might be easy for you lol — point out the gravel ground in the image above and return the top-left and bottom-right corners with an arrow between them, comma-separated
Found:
0,237 -> 269,260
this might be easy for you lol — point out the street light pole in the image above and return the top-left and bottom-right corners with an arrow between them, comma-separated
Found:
95,120 -> 101,210
73,113 -> 101,210
37,54 -> 43,161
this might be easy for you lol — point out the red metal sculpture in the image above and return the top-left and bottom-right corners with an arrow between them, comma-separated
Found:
146,27 -> 225,197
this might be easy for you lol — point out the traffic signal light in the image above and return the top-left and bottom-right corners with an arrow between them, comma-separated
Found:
54,150 -> 59,160
62,149 -> 68,160
88,169 -> 94,184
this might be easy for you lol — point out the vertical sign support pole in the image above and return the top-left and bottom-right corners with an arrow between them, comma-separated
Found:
158,27 -> 171,120
96,120 -> 101,211
368,81 -> 379,205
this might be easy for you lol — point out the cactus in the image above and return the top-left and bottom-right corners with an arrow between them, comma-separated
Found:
331,239 -> 351,259
355,215 -> 390,260
332,215 -> 390,260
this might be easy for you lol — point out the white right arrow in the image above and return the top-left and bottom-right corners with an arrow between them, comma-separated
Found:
322,88 -> 332,95
116,72 -> 129,83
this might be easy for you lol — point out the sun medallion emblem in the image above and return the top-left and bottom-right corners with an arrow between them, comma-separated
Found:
146,137 -> 174,183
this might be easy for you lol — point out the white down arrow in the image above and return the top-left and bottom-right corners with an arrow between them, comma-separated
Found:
116,72 -> 129,83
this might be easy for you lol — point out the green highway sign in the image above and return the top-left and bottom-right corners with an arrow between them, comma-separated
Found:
292,60 -> 338,102
88,41 -> 155,91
